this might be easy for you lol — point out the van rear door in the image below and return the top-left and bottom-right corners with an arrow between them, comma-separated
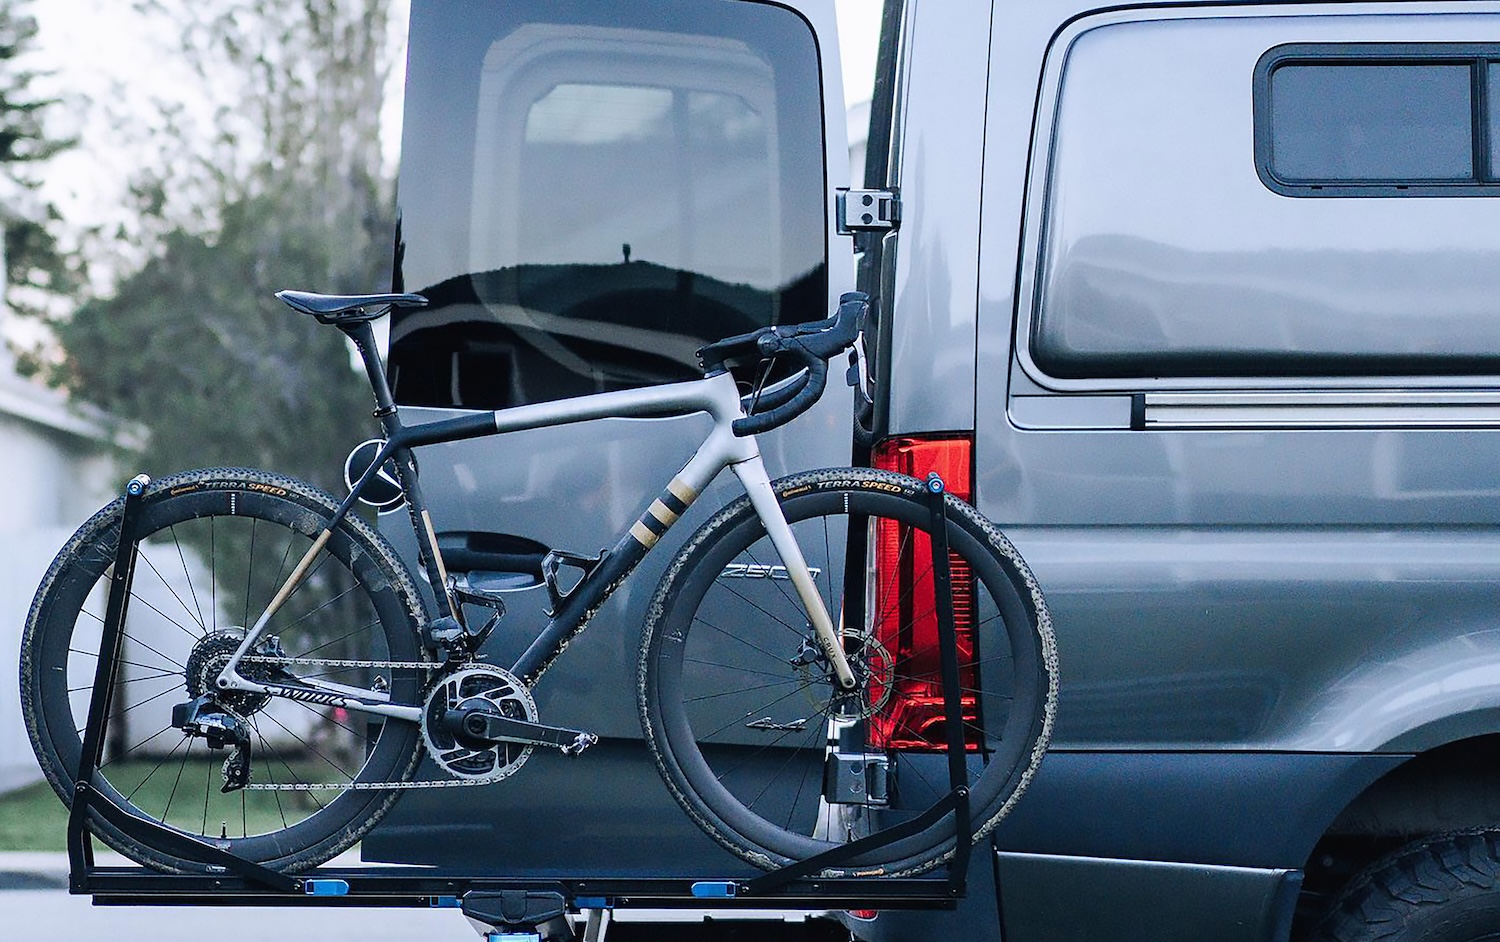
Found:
367,0 -> 853,875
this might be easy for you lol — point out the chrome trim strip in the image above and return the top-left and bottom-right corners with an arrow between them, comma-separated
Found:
1144,391 -> 1500,428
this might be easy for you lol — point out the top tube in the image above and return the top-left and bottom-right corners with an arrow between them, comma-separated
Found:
393,370 -> 752,455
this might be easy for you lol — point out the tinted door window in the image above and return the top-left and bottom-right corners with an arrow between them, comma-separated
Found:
391,0 -> 827,410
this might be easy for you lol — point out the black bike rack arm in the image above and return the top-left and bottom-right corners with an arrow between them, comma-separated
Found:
745,472 -> 974,898
66,473 -> 299,895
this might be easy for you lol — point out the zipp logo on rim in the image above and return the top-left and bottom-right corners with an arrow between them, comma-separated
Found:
719,563 -> 822,580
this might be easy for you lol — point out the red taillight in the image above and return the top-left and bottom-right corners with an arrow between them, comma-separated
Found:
868,436 -> 978,752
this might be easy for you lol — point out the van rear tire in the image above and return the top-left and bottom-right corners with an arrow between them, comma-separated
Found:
1315,830 -> 1500,942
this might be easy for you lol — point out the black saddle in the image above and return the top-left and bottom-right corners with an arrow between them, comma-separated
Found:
276,289 -> 428,324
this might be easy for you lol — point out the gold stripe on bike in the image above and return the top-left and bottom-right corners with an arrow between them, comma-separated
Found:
630,520 -> 660,547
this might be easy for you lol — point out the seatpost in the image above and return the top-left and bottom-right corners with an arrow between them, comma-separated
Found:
341,320 -> 402,434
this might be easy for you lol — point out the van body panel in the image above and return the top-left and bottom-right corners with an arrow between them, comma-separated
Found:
964,2 -> 1500,756
372,0 -> 1500,938
881,0 -> 991,436
994,853 -> 1298,942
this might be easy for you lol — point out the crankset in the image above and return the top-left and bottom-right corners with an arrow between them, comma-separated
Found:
421,665 -> 597,782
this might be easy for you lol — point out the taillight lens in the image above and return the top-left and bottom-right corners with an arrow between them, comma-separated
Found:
868,436 -> 978,751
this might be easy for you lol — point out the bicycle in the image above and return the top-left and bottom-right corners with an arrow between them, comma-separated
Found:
20,288 -> 1057,879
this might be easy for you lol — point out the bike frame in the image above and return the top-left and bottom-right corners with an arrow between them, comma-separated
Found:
212,319 -> 854,725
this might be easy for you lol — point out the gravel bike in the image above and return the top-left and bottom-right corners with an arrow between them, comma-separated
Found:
20,289 -> 1057,878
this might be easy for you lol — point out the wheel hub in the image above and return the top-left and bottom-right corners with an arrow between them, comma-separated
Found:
184,629 -> 277,716
795,632 -> 895,720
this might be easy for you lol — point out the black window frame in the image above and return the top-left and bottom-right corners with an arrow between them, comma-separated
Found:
1254,42 -> 1500,198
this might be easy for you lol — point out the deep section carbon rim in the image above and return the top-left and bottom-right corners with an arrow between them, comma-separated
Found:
641,469 -> 1055,876
21,469 -> 426,872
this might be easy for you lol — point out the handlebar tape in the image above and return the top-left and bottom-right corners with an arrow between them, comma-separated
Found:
733,351 -> 826,436
694,291 -> 868,437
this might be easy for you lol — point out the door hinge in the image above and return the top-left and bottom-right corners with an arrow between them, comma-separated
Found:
836,188 -> 901,235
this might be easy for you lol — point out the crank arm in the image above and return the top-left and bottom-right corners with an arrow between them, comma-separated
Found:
445,710 -> 599,755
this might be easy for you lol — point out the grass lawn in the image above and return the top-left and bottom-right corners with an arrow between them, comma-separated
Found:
0,778 -> 69,851
0,759 -> 343,852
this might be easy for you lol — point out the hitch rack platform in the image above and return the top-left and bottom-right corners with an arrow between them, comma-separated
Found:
64,474 -> 977,930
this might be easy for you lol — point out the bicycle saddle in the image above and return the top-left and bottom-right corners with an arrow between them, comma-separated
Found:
276,289 -> 429,324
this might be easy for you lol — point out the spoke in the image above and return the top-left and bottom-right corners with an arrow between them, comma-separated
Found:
122,732 -> 192,804
250,716 -> 292,826
257,707 -> 353,781
169,524 -> 209,633
681,657 -> 809,683
66,650 -> 185,676
682,675 -> 812,703
296,617 -> 381,660
279,583 -> 362,637
98,723 -> 186,770
691,612 -> 803,667
692,671 -> 829,743
161,736 -> 194,822
68,668 -> 180,692
201,754 -> 212,836
137,547 -> 206,636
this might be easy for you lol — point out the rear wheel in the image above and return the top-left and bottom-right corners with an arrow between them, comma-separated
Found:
638,468 -> 1057,876
20,468 -> 428,873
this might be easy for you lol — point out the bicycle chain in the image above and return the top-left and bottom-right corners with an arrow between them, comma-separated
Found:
237,654 -> 437,671
235,654 -> 522,791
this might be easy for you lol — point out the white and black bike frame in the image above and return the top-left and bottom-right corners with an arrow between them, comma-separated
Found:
210,315 -> 857,728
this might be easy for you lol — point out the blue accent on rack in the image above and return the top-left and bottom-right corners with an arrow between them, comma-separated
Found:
430,895 -> 461,908
574,897 -> 610,909
691,881 -> 738,899
304,879 -> 350,896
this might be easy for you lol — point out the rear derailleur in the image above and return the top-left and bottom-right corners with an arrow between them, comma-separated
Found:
171,695 -> 253,793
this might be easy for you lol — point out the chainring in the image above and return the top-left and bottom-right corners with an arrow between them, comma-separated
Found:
421,665 -> 538,781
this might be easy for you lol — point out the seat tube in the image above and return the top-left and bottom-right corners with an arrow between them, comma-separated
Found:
731,455 -> 857,689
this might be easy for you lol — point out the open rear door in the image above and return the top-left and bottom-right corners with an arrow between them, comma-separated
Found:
369,0 -> 852,875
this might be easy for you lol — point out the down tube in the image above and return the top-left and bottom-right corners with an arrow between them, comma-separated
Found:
509,465 -> 719,683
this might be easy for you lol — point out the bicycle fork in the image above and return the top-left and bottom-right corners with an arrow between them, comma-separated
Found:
731,456 -> 857,690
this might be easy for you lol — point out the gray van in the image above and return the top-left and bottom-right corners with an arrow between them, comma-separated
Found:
370,2 -> 1500,940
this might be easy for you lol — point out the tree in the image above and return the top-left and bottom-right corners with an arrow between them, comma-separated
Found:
47,0 -> 401,490
0,1 -> 85,342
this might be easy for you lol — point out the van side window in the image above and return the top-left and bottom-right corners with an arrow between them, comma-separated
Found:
1023,21 -> 1500,383
1255,45 -> 1500,196
390,2 -> 826,410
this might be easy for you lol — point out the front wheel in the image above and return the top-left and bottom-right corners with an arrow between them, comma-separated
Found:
20,468 -> 429,873
638,469 -> 1057,877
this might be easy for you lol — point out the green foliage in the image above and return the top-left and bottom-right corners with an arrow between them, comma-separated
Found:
0,1 -> 85,332
45,0 -> 401,491
54,184 -> 390,487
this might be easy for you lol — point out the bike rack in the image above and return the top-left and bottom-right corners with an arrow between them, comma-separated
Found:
63,472 -> 987,940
